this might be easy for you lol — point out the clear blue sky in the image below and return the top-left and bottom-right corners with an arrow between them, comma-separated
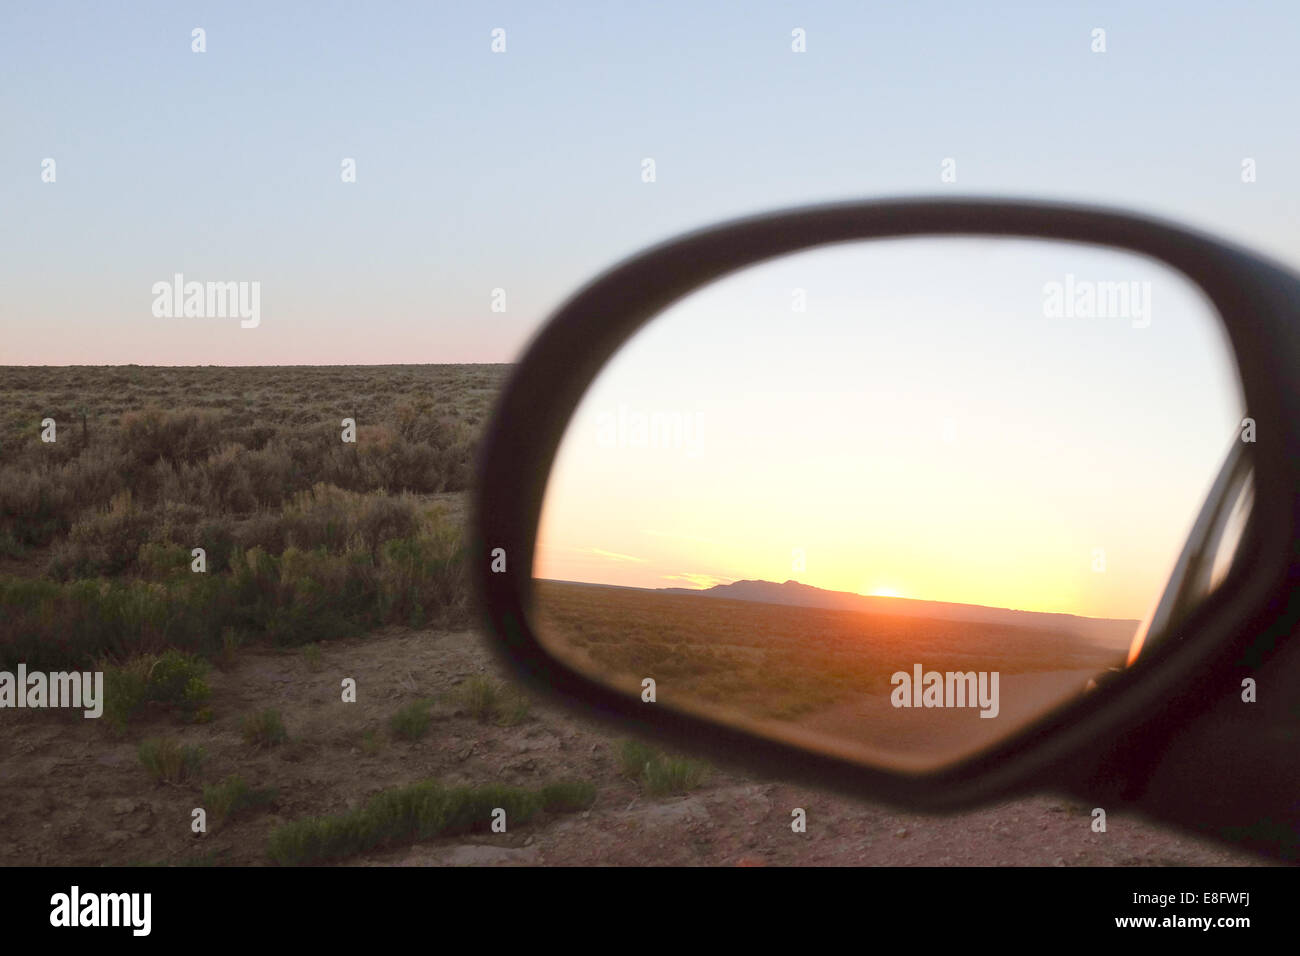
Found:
3,1 -> 1298,364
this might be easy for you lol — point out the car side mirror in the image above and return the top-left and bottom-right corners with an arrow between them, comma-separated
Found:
474,198 -> 1300,861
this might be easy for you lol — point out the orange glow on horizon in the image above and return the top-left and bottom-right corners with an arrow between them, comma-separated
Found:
531,238 -> 1242,626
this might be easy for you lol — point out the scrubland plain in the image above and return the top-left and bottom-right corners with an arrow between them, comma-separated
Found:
532,580 -> 1127,768
0,366 -> 1259,866
0,365 -> 503,670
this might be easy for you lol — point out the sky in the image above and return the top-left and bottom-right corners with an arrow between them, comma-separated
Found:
534,237 -> 1243,621
3,1 -> 1300,364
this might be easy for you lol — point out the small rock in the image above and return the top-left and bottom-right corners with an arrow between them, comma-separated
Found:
895,828 -> 908,838
111,798 -> 137,816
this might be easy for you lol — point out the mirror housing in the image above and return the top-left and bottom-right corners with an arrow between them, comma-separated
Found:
473,198 -> 1300,859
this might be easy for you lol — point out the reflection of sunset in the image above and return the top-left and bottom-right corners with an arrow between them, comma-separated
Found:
663,572 -> 734,589
533,239 -> 1243,622
530,578 -> 1134,771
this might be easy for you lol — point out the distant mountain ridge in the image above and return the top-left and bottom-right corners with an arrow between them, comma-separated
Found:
656,578 -> 1139,649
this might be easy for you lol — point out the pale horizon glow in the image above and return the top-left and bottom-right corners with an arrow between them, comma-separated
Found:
534,238 -> 1243,622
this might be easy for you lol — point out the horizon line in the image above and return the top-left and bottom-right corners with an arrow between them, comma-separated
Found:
537,577 -> 1143,625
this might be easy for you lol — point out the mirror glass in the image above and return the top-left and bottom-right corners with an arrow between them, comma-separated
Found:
529,237 -> 1246,772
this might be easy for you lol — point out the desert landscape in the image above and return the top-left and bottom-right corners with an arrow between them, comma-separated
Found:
0,365 -> 1262,865
531,578 -> 1132,769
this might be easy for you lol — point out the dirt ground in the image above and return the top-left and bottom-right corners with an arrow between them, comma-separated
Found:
0,625 -> 1265,867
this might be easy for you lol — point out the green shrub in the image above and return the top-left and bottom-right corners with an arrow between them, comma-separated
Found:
458,675 -> 529,726
137,737 -> 205,783
376,517 -> 468,628
103,650 -> 212,729
203,774 -> 277,825
539,780 -> 597,813
0,576 -> 227,671
48,490 -> 155,579
241,708 -> 287,748
267,778 -> 591,865
103,658 -> 151,730
138,541 -> 193,578
389,698 -> 434,740
642,755 -> 710,796
147,649 -> 212,708
618,739 -> 709,796
618,739 -> 659,779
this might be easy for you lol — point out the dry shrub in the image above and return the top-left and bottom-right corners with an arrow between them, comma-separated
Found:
120,408 -> 224,466
48,490 -> 154,578
280,484 -> 420,557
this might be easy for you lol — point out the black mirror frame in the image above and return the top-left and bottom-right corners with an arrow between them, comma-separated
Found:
472,197 -> 1300,819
